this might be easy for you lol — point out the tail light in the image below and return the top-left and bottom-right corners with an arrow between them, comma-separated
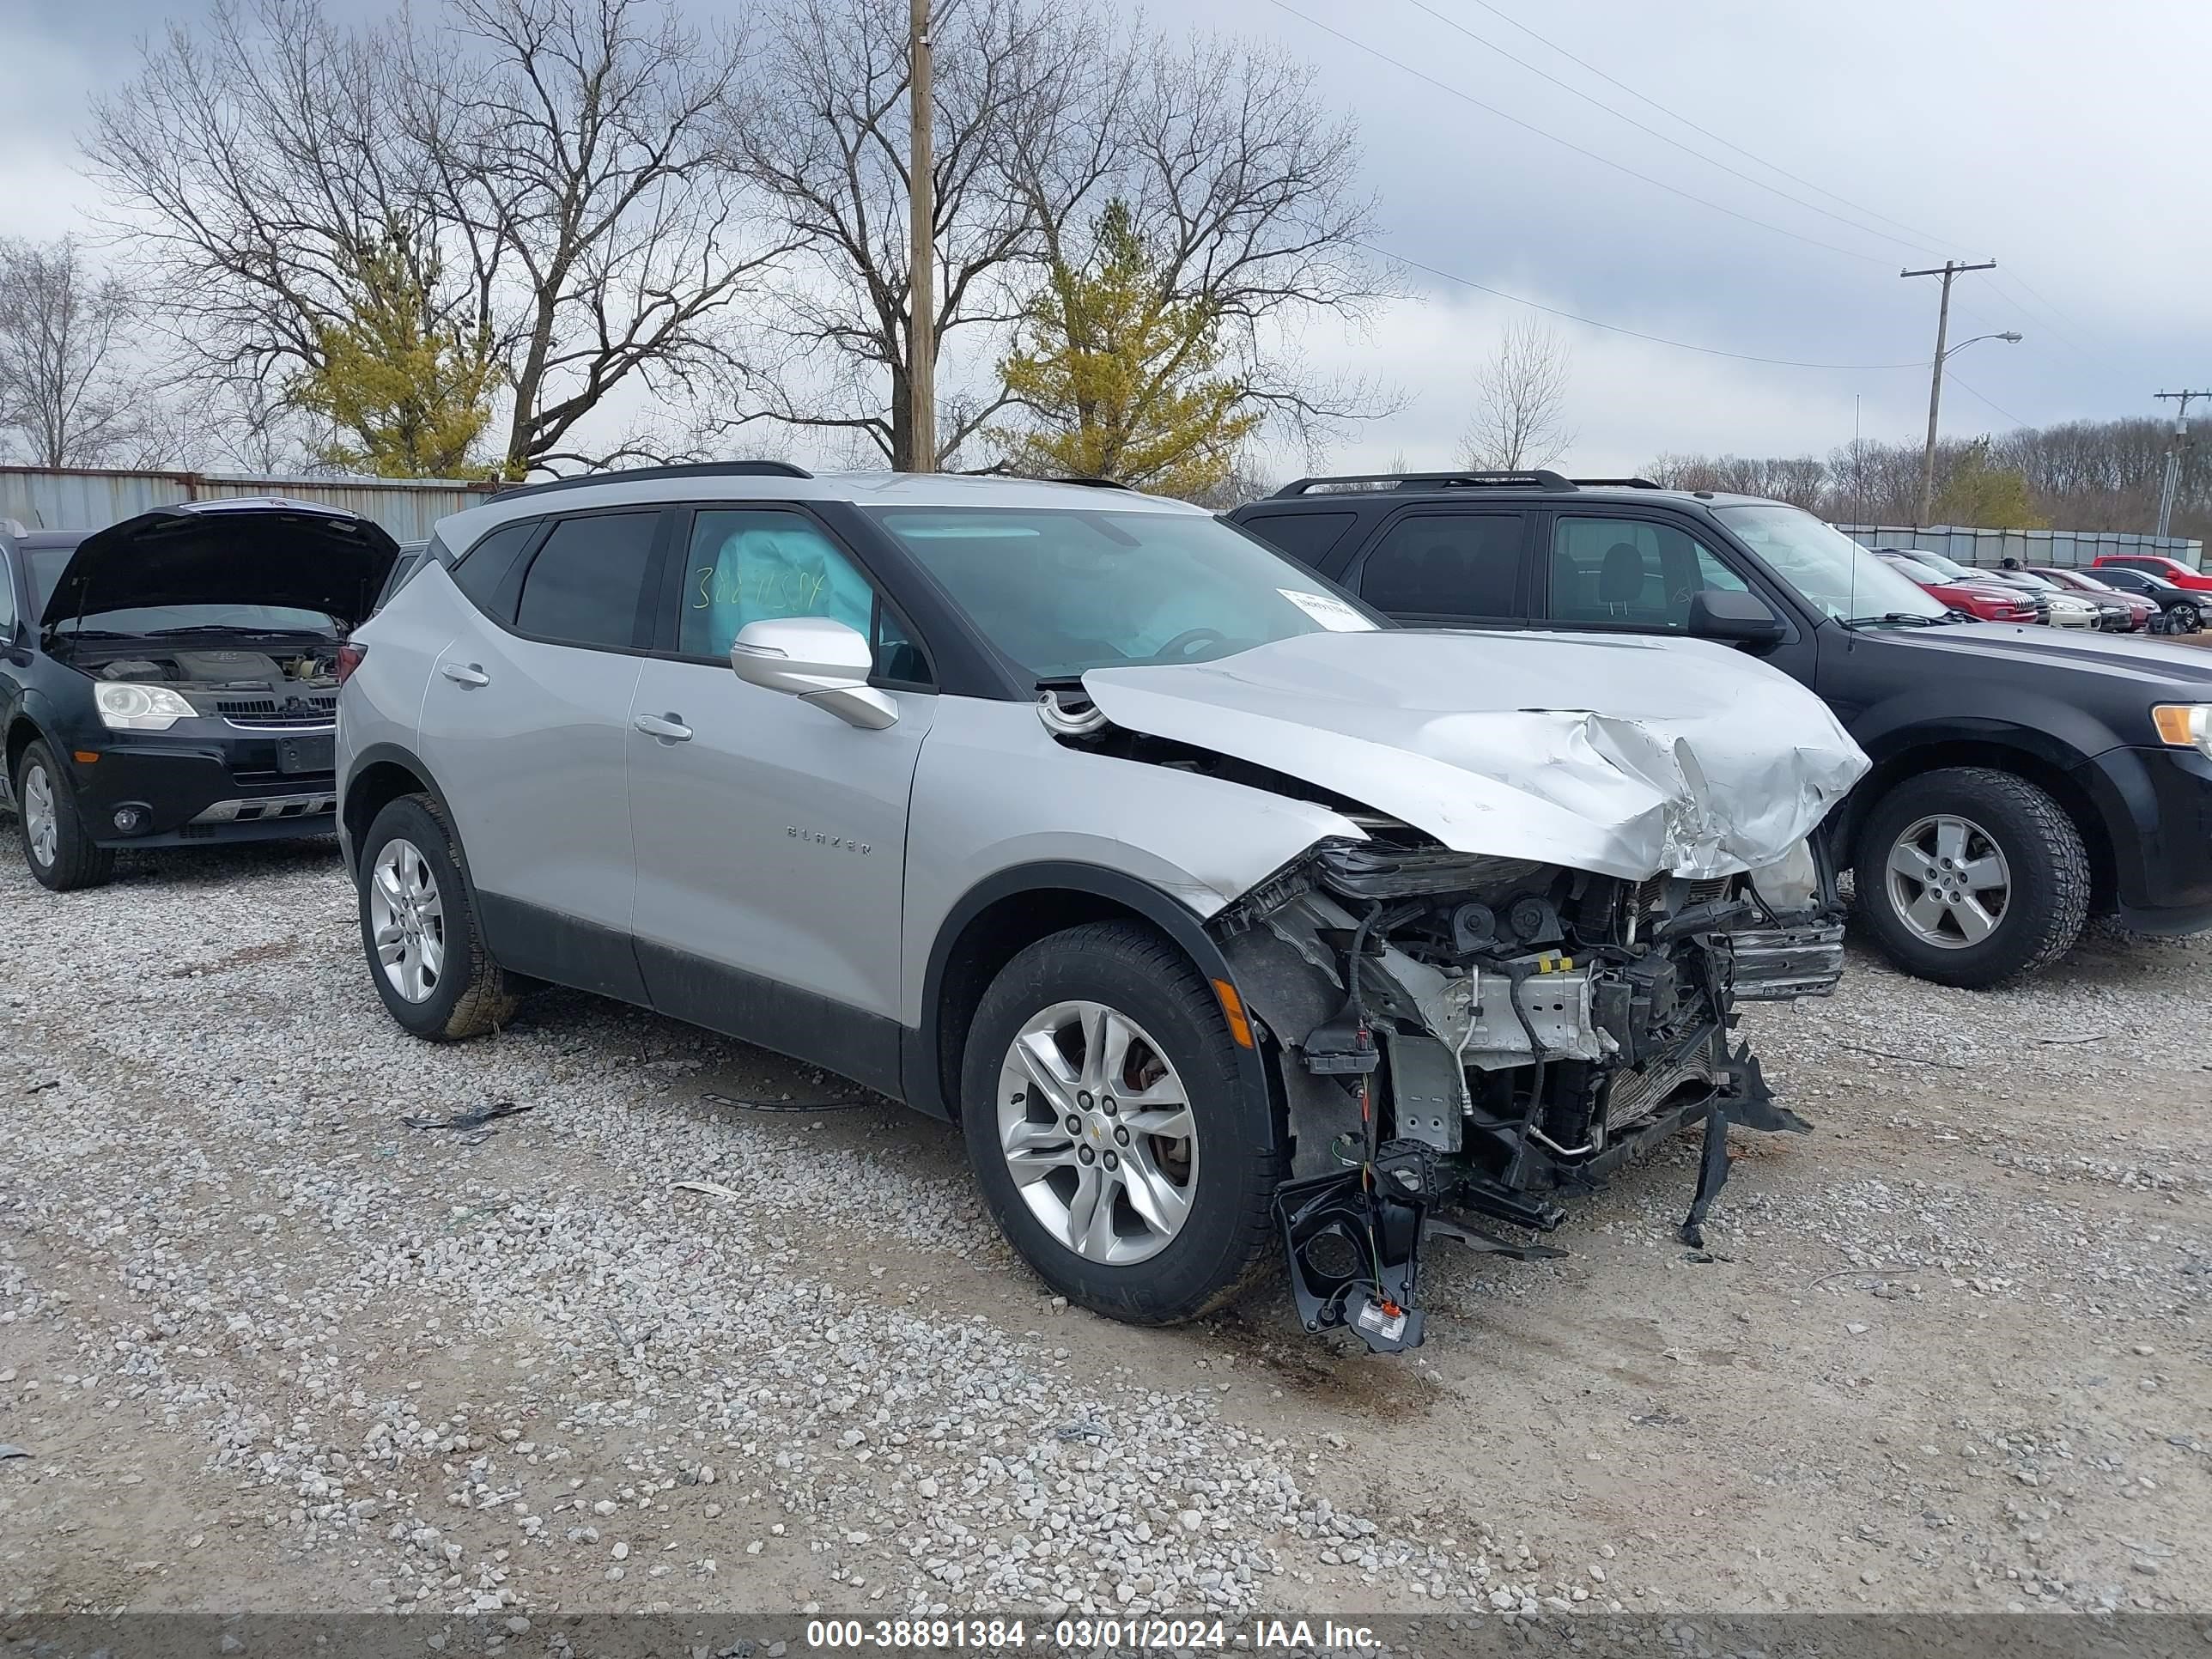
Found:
335,641 -> 368,684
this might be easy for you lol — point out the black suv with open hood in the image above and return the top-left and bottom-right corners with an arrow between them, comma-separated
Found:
1,498 -> 400,889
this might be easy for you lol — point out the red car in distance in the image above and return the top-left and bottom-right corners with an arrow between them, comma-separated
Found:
1874,550 -> 2038,622
2090,553 -> 2212,592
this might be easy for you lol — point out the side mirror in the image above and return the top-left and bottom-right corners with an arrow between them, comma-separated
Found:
1686,589 -> 1784,645
729,616 -> 899,731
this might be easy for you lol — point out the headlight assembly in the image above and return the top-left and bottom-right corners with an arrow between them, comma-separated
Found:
94,681 -> 196,732
2151,703 -> 2212,759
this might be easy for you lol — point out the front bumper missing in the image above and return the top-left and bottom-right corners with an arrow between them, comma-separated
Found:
1273,1047 -> 1809,1354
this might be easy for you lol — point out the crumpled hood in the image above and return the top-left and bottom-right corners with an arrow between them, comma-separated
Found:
1080,629 -> 1870,880
40,499 -> 401,631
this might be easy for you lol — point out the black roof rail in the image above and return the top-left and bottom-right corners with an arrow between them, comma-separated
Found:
490,459 -> 813,502
1570,477 -> 1662,489
1270,470 -> 1577,497
1048,476 -> 1135,490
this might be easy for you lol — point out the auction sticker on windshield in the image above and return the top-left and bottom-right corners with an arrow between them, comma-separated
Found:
1279,589 -> 1375,631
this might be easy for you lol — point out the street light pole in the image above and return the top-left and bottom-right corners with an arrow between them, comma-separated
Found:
1903,259 -> 1998,527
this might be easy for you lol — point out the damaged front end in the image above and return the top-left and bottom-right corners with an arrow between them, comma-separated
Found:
1212,827 -> 1828,1352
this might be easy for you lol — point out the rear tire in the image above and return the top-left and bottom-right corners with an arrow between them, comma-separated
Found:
357,793 -> 519,1039
15,740 -> 116,892
1853,767 -> 2089,988
961,921 -> 1284,1325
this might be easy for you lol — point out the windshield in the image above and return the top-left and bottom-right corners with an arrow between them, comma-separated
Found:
1714,506 -> 1948,623
869,506 -> 1382,679
1899,550 -> 1974,580
25,544 -> 337,635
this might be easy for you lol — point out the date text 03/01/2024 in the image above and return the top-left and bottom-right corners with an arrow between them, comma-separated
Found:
803,1620 -> 1376,1650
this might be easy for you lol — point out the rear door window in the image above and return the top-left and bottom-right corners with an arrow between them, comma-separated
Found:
0,554 -> 15,632
1545,514 -> 1747,631
1349,512 -> 1526,620
514,511 -> 664,651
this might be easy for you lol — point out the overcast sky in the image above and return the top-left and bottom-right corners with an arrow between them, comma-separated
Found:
5,0 -> 2209,477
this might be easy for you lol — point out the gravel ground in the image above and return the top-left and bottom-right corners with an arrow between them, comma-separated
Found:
2,823 -> 2208,1624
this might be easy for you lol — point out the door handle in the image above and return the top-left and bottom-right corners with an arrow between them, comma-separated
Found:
440,662 -> 490,687
634,712 -> 693,741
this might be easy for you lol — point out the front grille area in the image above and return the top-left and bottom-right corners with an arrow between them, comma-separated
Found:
210,691 -> 338,726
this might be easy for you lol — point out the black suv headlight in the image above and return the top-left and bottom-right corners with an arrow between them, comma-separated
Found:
2152,704 -> 2212,759
94,682 -> 195,732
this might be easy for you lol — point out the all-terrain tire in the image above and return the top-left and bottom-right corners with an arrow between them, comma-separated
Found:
15,739 -> 117,892
357,793 -> 520,1039
961,921 -> 1285,1326
1853,766 -> 2089,989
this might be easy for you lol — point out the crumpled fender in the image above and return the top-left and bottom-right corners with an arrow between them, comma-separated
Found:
1083,629 -> 1869,879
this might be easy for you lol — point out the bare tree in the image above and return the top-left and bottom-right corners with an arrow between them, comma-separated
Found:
1096,33 -> 1389,447
417,0 -> 791,475
88,0 -> 781,478
0,237 -> 151,467
1460,319 -> 1573,472
84,0 -> 448,408
726,0 -> 1105,469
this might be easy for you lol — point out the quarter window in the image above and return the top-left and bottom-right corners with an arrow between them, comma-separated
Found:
679,508 -> 929,684
1241,511 -> 1358,572
1356,514 -> 1523,617
514,512 -> 661,650
451,520 -> 540,617
1547,516 -> 1747,629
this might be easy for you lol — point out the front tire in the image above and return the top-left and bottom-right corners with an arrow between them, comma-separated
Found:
15,740 -> 116,892
961,921 -> 1284,1325
1853,767 -> 2089,988
357,793 -> 518,1039
2173,601 -> 2203,633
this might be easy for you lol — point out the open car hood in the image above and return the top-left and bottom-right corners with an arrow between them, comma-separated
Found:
40,499 -> 403,632
1080,629 -> 1869,880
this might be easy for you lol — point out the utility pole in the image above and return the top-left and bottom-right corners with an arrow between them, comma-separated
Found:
905,0 -> 936,473
1902,259 -> 1997,526
2154,390 -> 2206,539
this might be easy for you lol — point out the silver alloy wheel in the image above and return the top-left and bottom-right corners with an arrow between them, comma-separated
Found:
1886,812 -> 2011,950
21,762 -> 58,869
368,837 -> 447,1003
996,1000 -> 1199,1266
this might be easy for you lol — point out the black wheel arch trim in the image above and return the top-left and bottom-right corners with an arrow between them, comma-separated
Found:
341,740 -> 458,872
908,860 -> 1272,1124
1835,717 -> 2124,857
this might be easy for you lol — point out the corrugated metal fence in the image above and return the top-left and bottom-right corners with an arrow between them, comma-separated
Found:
1836,523 -> 2205,572
0,465 -> 497,543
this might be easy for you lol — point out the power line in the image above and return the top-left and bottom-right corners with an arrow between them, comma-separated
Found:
1431,0 -> 1964,254
1396,0 -> 1953,261
1416,0 -> 2116,363
1262,0 -> 1899,270
1944,372 -> 2032,428
1358,241 -> 1923,369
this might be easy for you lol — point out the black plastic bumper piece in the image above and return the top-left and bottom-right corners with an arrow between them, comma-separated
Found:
1273,1153 -> 1428,1353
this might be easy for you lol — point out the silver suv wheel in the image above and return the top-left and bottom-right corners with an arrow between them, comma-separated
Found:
1885,812 -> 2011,949
995,1000 -> 1199,1265
22,760 -> 58,869
368,837 -> 447,1002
